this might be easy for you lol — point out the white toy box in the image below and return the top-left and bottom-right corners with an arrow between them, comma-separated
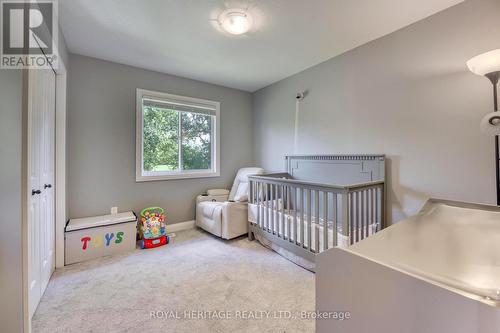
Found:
65,211 -> 137,265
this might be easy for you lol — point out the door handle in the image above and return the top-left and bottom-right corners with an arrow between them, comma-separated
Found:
32,189 -> 42,195
44,184 -> 52,189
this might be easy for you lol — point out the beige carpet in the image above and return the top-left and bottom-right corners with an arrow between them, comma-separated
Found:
33,228 -> 314,333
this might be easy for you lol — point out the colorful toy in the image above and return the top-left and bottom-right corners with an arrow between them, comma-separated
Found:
139,207 -> 169,249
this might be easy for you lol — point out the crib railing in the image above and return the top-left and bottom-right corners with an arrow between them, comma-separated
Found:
248,173 -> 385,257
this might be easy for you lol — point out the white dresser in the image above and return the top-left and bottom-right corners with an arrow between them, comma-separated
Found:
316,199 -> 500,333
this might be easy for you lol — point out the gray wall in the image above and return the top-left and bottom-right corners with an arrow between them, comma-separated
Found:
57,23 -> 69,71
253,0 -> 500,224
0,71 -> 24,332
67,55 -> 254,222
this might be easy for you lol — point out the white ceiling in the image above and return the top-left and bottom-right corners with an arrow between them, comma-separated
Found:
59,0 -> 463,92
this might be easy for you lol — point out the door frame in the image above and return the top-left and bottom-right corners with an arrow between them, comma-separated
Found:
22,59 -> 67,333
55,61 -> 67,269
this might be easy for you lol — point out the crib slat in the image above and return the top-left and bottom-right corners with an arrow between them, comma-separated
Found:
255,182 -> 259,229
286,185 -> 291,241
276,185 -> 279,237
332,193 -> 337,247
278,184 -> 282,238
276,184 -> 279,234
252,180 -> 255,204
270,184 -> 274,234
270,184 -> 273,232
341,192 -> 349,245
306,190 -> 311,250
349,192 -> 354,245
254,181 -> 257,204
282,185 -> 286,238
375,187 -> 379,230
278,185 -> 285,239
370,188 -> 374,236
359,191 -> 362,240
274,184 -> 279,235
367,189 -> 371,238
261,182 -> 265,231
361,189 -> 365,240
358,190 -> 361,240
262,182 -> 266,230
294,187 -> 298,245
256,182 -> 260,229
323,192 -> 328,251
270,184 -> 274,233
266,183 -> 270,232
366,188 -> 370,235
254,181 -> 258,224
269,184 -> 273,233
249,181 -> 252,204
271,184 -> 278,235
260,182 -> 264,231
275,184 -> 279,235
366,189 -> 369,238
354,191 -> 358,243
381,185 -> 386,230
314,190 -> 320,253
358,191 -> 362,242
300,188 -> 305,247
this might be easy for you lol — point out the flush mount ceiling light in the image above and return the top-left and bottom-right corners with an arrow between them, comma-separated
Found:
218,9 -> 252,35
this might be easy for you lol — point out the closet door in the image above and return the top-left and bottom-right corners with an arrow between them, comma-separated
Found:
28,68 -> 56,318
39,68 -> 56,294
28,68 -> 43,318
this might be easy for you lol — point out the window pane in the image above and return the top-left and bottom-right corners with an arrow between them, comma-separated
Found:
143,106 -> 179,172
181,112 -> 212,170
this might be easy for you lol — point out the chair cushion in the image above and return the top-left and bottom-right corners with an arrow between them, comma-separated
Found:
228,167 -> 265,202
233,182 -> 249,202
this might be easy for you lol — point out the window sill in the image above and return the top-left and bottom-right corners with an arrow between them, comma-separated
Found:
136,171 -> 220,182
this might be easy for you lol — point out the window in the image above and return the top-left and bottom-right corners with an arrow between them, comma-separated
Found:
136,89 -> 220,181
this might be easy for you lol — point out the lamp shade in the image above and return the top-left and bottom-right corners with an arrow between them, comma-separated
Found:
467,49 -> 500,76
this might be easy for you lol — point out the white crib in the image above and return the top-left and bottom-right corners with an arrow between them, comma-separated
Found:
248,155 -> 386,270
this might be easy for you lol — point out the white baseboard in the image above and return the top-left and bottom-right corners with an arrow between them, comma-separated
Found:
167,220 -> 195,233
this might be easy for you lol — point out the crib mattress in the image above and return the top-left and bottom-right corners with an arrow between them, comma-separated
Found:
249,208 -> 377,252
346,199 -> 500,306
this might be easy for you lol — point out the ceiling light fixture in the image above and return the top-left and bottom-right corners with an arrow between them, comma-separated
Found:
218,9 -> 252,35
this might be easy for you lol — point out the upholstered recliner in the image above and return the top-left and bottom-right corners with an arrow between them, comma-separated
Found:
196,167 -> 265,239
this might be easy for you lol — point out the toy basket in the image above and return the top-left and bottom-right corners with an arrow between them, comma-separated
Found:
139,207 -> 166,240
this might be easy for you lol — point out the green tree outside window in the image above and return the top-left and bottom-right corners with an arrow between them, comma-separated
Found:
143,106 -> 212,172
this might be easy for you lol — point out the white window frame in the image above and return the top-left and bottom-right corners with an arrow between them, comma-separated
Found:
136,88 -> 220,181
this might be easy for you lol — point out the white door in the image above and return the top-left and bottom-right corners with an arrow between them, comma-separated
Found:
28,68 -> 56,318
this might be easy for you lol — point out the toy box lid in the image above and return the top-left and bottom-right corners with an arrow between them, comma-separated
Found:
66,211 -> 136,232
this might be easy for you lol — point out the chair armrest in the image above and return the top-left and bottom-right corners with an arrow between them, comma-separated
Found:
196,193 -> 229,204
207,189 -> 230,196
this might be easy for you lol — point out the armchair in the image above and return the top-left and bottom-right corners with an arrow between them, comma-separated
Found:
195,167 -> 264,239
